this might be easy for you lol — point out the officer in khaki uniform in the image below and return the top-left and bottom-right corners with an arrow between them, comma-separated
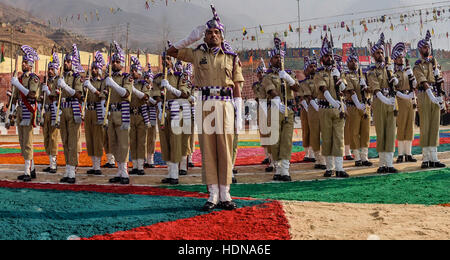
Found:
154,55 -> 191,185
367,33 -> 399,174
83,51 -> 106,175
105,41 -> 134,185
298,56 -> 327,170
253,59 -> 274,171
390,43 -> 418,164
343,48 -> 373,167
41,53 -> 60,174
168,5 -> 245,211
10,45 -> 40,182
180,63 -> 198,176
144,64 -> 158,169
57,44 -> 84,184
262,37 -> 299,182
414,30 -> 446,169
128,56 -> 151,176
315,37 -> 348,178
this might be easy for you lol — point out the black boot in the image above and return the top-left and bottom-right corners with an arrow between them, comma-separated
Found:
405,155 -> 417,163
430,161 -> 446,168
396,156 -> 404,164
336,171 -> 349,178
421,162 -> 430,169
43,167 -> 52,173
386,167 -> 399,174
324,171 -> 333,178
355,161 -> 363,167
265,166 -> 274,172
377,167 -> 387,174
109,177 -> 122,183
362,161 -> 373,167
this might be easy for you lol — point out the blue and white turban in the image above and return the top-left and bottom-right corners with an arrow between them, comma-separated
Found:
417,30 -> 431,49
130,56 -> 142,73
256,58 -> 267,74
320,36 -> 332,58
206,4 -> 225,33
371,33 -> 385,55
48,52 -> 60,70
347,47 -> 359,63
21,45 -> 39,65
66,44 -> 85,73
303,56 -> 317,71
112,41 -> 125,66
391,42 -> 406,60
92,51 -> 105,70
268,37 -> 285,58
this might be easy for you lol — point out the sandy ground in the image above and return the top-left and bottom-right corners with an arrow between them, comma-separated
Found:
283,201 -> 450,240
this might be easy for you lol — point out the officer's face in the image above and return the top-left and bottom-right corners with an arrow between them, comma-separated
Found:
64,60 -> 72,72
22,61 -> 31,72
112,60 -> 122,72
48,68 -> 56,78
348,60 -> 357,71
321,54 -> 333,66
420,45 -> 430,58
257,72 -> 264,81
132,69 -> 141,79
373,49 -> 384,63
306,64 -> 317,76
204,28 -> 223,48
91,67 -> 99,78
270,55 -> 281,69
394,56 -> 404,66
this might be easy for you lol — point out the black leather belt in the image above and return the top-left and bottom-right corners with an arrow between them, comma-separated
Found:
109,103 -> 122,112
202,88 -> 233,97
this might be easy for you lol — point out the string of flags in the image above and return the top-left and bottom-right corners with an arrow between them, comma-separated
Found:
233,5 -> 450,44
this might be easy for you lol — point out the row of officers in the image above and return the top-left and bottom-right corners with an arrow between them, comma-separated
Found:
6,31 -> 447,186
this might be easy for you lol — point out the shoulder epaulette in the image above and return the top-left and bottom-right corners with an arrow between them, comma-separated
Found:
122,73 -> 131,78
317,67 -> 325,72
154,73 -> 163,79
174,71 -> 183,77
415,59 -> 422,66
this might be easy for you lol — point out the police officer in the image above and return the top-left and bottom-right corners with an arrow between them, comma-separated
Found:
262,37 -> 300,182
414,30 -> 446,169
391,43 -> 418,164
41,52 -> 60,174
167,5 -> 245,211
143,63 -> 157,169
367,33 -> 399,174
105,41 -> 134,185
57,44 -> 84,184
154,54 -> 191,185
298,56 -> 327,170
129,56 -> 151,176
83,51 -> 106,176
315,37 -> 348,178
10,45 -> 40,182
343,48 -> 373,167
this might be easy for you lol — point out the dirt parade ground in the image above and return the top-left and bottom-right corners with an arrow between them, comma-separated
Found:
0,125 -> 448,240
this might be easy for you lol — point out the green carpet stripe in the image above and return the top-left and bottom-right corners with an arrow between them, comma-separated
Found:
169,169 -> 450,205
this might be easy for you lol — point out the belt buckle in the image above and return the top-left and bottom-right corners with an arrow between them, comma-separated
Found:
111,104 -> 117,110
61,98 -> 66,103
210,88 -> 220,96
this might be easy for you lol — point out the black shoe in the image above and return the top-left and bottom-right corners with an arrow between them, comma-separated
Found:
22,175 -> 32,182
202,202 -> 217,212
396,156 -> 404,164
179,170 -> 187,176
302,157 -> 313,163
43,167 -> 52,173
273,175 -> 282,181
129,169 -> 139,175
144,163 -> 151,169
232,177 -> 238,184
60,177 -> 70,183
102,163 -> 116,168
49,168 -> 57,174
109,177 -> 122,184
137,170 -> 145,176
315,164 -> 327,170
336,171 -> 349,178
30,169 -> 36,179
280,175 -> 292,182
262,158 -> 270,165
405,155 -> 417,163
120,178 -> 130,185
188,162 -> 195,168
218,201 -> 238,211
430,162 -> 446,168
362,161 -> 373,167
87,169 -> 96,175
265,166 -> 274,173
66,178 -> 76,184
421,162 -> 430,169
162,178 -> 179,185
345,155 -> 354,161
377,167 -> 387,174
17,175 -> 26,181
232,169 -> 238,175
386,167 -> 399,174
355,161 -> 363,167
94,170 -> 102,176
324,171 -> 333,178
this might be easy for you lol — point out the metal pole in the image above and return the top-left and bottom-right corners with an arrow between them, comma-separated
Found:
297,0 -> 301,48
254,27 -> 260,50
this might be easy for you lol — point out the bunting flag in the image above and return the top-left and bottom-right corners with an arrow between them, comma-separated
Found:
289,24 -> 294,33
243,27 -> 248,36
0,43 -> 5,63
259,25 -> 264,34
